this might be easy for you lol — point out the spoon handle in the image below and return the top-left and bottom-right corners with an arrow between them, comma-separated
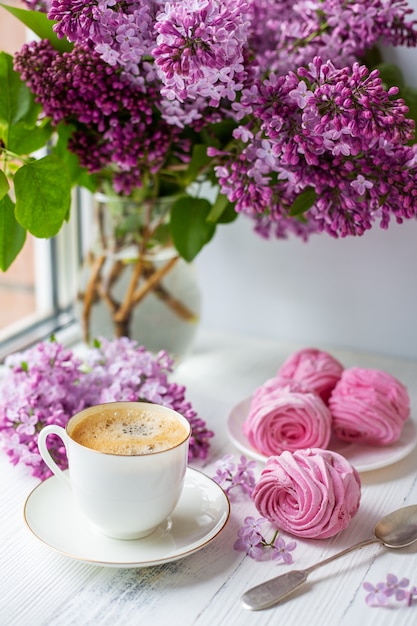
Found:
241,537 -> 379,611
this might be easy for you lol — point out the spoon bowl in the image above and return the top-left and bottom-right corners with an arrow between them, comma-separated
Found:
241,504 -> 417,611
373,504 -> 417,548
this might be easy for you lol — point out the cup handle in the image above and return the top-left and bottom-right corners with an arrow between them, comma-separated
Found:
37,425 -> 71,489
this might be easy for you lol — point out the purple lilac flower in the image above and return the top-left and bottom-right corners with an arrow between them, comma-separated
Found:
212,454 -> 257,497
14,40 -> 190,195
48,0 -> 156,82
363,581 -> 390,607
363,573 -> 415,607
234,518 -> 266,560
408,586 -> 417,606
384,573 -> 410,601
233,515 -> 297,563
0,341 -> 88,479
248,0 -> 417,76
14,1 -> 417,240
153,0 -> 250,106
270,536 -> 297,565
214,57 -> 417,239
23,0 -> 51,11
0,338 -> 213,479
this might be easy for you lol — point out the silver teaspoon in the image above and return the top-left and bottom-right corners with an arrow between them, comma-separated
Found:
241,504 -> 417,611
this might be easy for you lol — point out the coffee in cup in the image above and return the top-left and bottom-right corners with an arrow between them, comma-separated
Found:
38,402 -> 191,540
69,404 -> 189,455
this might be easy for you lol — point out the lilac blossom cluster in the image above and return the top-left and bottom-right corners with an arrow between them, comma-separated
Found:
213,57 -> 417,239
14,0 -> 417,239
234,516 -> 297,563
212,453 -> 257,497
14,40 -> 189,194
0,337 -> 213,480
363,573 -> 417,607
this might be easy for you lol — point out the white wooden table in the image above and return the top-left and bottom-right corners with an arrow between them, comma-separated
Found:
1,330 -> 417,626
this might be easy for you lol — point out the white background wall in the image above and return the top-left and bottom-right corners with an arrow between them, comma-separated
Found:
195,0 -> 417,361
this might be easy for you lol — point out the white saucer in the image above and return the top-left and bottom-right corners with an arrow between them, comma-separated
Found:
227,397 -> 417,472
24,467 -> 230,567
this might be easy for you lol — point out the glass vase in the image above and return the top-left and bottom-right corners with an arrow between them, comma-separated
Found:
75,192 -> 201,360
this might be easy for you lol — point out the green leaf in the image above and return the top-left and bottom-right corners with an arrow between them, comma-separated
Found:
170,196 -> 216,262
0,193 -> 26,271
207,192 -> 229,223
216,201 -> 238,224
55,123 -> 96,188
376,62 -> 405,91
289,187 -> 317,217
402,86 -> 417,128
184,144 -> 212,184
1,5 -> 73,52
14,154 -> 71,238
0,169 -> 9,200
8,119 -> 53,155
0,52 -> 36,137
207,192 -> 237,224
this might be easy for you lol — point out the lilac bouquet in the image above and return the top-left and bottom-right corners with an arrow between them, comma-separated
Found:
0,337 -> 214,479
1,0 -> 417,271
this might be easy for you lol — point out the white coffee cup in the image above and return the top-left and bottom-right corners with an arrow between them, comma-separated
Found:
38,401 -> 191,540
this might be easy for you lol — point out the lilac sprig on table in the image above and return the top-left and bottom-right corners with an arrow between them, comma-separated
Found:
234,516 -> 297,564
212,454 -> 297,562
363,574 -> 417,607
0,337 -> 213,480
212,454 -> 257,498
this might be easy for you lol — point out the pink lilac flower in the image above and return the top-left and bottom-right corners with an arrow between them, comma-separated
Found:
0,338 -> 213,479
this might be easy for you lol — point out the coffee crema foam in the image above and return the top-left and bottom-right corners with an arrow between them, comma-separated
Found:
70,408 -> 189,455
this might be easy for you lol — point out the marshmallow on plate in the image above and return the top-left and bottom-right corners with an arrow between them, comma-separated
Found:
329,367 -> 410,445
277,348 -> 344,403
243,378 -> 332,456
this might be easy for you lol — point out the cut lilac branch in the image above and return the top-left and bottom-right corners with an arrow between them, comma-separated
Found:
3,1 -> 417,270
0,337 -> 214,479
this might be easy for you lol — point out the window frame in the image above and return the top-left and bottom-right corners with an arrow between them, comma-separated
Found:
0,192 -> 84,361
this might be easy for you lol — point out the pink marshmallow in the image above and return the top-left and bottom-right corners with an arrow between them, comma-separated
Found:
277,348 -> 344,403
329,367 -> 410,445
243,379 -> 332,456
253,448 -> 361,539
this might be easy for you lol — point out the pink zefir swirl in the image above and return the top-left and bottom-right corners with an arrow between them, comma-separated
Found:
253,448 -> 361,539
277,348 -> 344,403
250,376 -> 312,405
329,367 -> 410,445
243,379 -> 332,456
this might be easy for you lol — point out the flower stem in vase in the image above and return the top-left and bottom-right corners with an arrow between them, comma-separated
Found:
76,194 -> 201,356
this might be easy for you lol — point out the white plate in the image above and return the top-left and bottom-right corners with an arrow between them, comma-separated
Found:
24,467 -> 230,567
227,397 -> 417,472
